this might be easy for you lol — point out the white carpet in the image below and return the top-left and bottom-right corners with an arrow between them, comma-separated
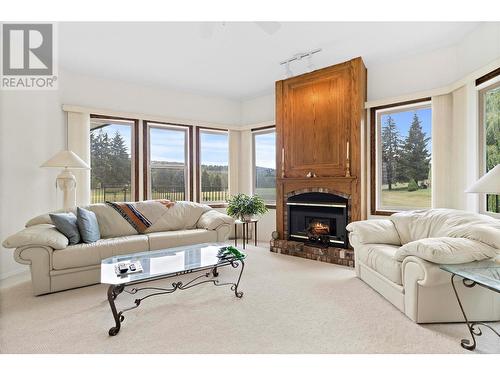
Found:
1,244 -> 499,354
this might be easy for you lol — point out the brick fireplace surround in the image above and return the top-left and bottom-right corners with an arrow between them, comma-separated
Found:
270,240 -> 355,267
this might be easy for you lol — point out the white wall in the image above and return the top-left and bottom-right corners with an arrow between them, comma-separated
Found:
0,90 -> 65,278
60,70 -> 241,126
368,46 -> 459,101
0,69 -> 242,279
240,93 -> 275,126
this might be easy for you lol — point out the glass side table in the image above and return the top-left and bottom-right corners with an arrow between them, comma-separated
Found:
440,260 -> 500,351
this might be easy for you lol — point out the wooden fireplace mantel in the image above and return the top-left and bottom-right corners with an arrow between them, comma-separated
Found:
275,57 -> 367,239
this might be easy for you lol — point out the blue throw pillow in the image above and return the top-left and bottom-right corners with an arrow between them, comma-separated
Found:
77,207 -> 101,243
49,212 -> 81,245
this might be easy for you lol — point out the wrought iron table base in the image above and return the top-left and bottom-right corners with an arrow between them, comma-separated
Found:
107,260 -> 244,336
450,274 -> 500,351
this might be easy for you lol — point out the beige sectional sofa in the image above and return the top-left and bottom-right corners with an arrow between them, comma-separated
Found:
347,209 -> 500,323
3,201 -> 234,295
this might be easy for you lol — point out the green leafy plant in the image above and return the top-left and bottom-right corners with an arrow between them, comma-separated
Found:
407,179 -> 419,192
226,193 -> 268,221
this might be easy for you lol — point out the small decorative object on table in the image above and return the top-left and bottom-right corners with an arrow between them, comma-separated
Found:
218,245 -> 246,260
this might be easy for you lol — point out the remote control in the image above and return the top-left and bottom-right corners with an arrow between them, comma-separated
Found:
118,264 -> 128,274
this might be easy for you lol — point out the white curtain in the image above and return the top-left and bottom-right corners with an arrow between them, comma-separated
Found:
67,111 -> 91,206
431,93 -> 453,208
228,130 -> 240,196
431,85 -> 477,210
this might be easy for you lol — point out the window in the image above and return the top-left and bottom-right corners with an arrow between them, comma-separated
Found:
253,127 -> 276,204
371,99 -> 432,214
90,116 -> 138,203
479,78 -> 500,214
145,122 -> 191,201
197,128 -> 229,204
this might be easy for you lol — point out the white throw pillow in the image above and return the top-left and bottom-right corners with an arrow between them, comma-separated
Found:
393,237 -> 497,264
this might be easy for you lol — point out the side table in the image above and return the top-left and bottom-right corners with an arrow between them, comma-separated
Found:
234,219 -> 258,249
440,260 -> 500,351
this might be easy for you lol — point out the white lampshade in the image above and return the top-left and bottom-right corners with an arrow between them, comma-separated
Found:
41,150 -> 90,169
466,164 -> 500,194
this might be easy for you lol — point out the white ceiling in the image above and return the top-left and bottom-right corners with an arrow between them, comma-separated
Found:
59,22 -> 481,100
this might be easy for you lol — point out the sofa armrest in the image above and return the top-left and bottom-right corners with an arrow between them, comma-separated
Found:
196,210 -> 235,231
2,224 -> 68,250
13,245 -> 53,295
346,219 -> 401,245
402,256 -> 450,288
402,255 -> 453,322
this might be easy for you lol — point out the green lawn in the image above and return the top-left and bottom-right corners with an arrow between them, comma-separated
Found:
381,186 -> 431,209
254,187 -> 276,202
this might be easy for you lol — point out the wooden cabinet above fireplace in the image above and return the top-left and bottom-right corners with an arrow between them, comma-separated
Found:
276,57 -> 366,179
275,57 -> 367,238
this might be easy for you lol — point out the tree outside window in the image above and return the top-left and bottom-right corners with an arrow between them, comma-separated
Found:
90,119 -> 134,203
376,103 -> 432,211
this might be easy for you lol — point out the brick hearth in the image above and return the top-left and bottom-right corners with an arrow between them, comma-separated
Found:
270,239 -> 355,267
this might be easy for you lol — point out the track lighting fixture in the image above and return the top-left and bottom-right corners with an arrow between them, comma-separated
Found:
280,48 -> 322,78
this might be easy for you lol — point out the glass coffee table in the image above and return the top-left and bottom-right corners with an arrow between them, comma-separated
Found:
440,259 -> 500,351
101,243 -> 246,336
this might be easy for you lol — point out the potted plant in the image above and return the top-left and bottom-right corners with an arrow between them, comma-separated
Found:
226,193 -> 268,221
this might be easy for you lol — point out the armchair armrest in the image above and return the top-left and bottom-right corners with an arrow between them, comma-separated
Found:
196,210 -> 235,231
346,219 -> 401,245
2,224 -> 68,250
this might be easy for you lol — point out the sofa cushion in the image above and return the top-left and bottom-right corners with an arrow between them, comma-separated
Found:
84,203 -> 138,238
77,207 -> 101,243
3,224 -> 69,250
49,212 -> 81,245
144,201 -> 211,233
394,237 -> 498,264
196,210 -> 234,230
346,219 -> 401,245
52,235 -> 149,270
147,229 -> 217,251
357,244 -> 402,285
390,209 -> 499,244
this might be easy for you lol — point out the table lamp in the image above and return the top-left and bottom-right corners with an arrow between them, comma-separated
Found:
41,150 -> 90,211
466,164 -> 500,263
466,164 -> 500,195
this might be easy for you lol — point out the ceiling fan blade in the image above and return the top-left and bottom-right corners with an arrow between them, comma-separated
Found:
254,22 -> 281,35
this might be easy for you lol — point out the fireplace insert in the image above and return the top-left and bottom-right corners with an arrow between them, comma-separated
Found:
287,192 -> 348,248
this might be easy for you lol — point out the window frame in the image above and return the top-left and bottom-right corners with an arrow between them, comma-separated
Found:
477,68 -> 500,217
370,98 -> 432,216
143,120 -> 193,201
195,126 -> 230,207
252,125 -> 277,208
89,114 -> 140,202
